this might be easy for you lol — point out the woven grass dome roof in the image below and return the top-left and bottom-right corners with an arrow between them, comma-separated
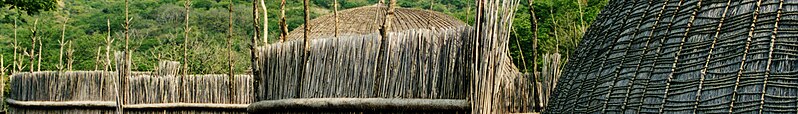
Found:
547,0 -> 798,113
285,5 -> 468,40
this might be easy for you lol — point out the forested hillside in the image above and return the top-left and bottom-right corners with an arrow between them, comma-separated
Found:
0,0 -> 607,74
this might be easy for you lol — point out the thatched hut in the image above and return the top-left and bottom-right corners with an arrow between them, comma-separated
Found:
284,5 -> 468,40
547,0 -> 798,113
252,3 -> 529,113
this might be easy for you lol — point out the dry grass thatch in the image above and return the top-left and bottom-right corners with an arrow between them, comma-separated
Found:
547,0 -> 798,113
285,5 -> 469,40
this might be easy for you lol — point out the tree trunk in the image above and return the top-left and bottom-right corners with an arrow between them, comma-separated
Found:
183,0 -> 191,76
59,17 -> 69,71
29,19 -> 37,73
279,0 -> 288,42
528,0 -> 541,111
227,0 -> 236,103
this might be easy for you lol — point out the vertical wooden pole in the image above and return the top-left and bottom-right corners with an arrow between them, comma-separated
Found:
334,0 -> 339,38
374,0 -> 396,97
1,54 -> 4,77
29,18 -> 37,73
182,0 -> 191,104
106,19 -> 113,72
279,0 -> 287,42
66,41 -> 73,71
528,0 -> 540,111
183,0 -> 191,77
37,35 -> 41,72
261,0 -> 268,43
1,54 -> 4,112
227,0 -> 236,103
118,0 -> 130,113
13,16 -> 18,74
298,0 -> 311,98
96,47 -> 101,70
59,17 -> 69,71
252,0 -> 261,101
550,9 -> 558,53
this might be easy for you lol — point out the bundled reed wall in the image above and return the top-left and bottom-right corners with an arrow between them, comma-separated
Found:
254,14 -> 530,114
8,71 -> 253,114
547,0 -> 798,113
467,0 -> 528,113
256,27 -> 472,100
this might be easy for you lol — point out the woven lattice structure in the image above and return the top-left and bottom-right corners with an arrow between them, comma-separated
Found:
547,0 -> 798,113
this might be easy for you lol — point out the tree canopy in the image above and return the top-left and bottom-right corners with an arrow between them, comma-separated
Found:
0,0 -> 608,74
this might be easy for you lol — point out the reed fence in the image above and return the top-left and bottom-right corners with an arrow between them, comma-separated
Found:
256,27 -> 472,100
8,71 -> 253,114
253,3 -> 531,113
547,0 -> 798,113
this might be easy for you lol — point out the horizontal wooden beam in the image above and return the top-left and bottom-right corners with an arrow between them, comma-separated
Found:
6,98 -> 116,108
248,98 -> 469,112
6,98 -> 248,110
125,103 -> 248,109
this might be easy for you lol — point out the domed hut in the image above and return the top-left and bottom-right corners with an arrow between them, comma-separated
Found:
547,0 -> 798,113
251,3 -> 529,113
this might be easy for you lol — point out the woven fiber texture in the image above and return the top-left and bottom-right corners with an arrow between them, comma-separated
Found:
546,0 -> 798,113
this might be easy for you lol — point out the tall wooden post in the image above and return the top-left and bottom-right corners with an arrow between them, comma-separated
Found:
106,19 -> 113,72
298,0 -> 311,98
251,0 -> 261,101
279,0 -> 288,42
66,41 -> 74,71
227,0 -> 236,103
261,0 -> 268,43
117,0 -> 130,113
1,54 -> 4,76
13,16 -> 18,74
374,0 -> 396,97
183,0 -> 191,77
37,35 -> 41,71
334,0 -> 339,37
528,0 -> 541,111
59,16 -> 70,71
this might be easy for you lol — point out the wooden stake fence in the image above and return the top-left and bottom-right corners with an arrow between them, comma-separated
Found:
7,71 -> 253,113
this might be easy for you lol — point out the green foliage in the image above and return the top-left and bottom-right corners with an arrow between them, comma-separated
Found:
0,0 -> 607,75
1,0 -> 58,15
509,0 -> 608,72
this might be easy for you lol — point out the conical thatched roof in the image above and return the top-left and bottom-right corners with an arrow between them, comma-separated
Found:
547,0 -> 798,113
285,5 -> 468,40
